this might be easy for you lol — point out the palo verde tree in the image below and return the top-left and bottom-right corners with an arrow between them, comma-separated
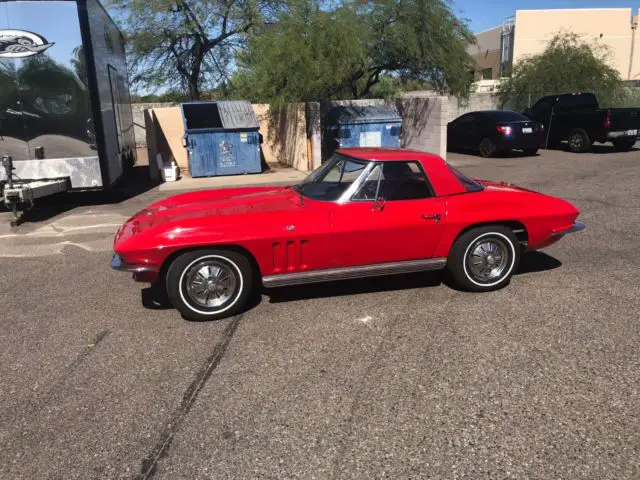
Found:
498,32 -> 623,111
231,0 -> 475,103
107,0 -> 281,99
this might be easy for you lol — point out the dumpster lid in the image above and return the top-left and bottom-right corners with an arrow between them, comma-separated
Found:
216,101 -> 259,129
181,100 -> 259,130
327,105 -> 402,125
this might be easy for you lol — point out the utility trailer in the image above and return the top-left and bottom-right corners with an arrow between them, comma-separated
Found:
0,0 -> 135,225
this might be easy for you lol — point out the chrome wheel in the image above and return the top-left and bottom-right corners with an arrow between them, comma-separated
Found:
184,260 -> 238,308
466,237 -> 510,283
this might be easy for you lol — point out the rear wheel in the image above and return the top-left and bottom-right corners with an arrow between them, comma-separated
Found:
612,138 -> 636,151
478,138 -> 495,158
568,129 -> 591,153
447,226 -> 520,292
523,148 -> 538,156
166,249 -> 254,321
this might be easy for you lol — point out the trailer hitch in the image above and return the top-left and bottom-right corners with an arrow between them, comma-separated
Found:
2,154 -> 14,189
1,155 -> 26,227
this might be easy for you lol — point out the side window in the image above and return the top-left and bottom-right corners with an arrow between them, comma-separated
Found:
455,113 -> 475,125
531,97 -> 554,116
352,164 -> 382,201
382,161 -> 434,201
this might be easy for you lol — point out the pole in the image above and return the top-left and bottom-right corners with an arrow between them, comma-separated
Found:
545,106 -> 554,149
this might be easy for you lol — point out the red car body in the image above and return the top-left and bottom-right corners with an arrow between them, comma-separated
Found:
113,148 -> 581,283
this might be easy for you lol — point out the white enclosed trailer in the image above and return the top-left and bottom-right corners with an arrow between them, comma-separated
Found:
0,0 -> 135,225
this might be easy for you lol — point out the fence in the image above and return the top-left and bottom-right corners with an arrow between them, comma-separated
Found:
496,87 -> 640,112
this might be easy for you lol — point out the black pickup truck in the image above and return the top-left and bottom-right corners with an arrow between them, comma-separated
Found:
523,92 -> 640,152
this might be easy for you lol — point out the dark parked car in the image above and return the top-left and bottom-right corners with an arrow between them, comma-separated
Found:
523,92 -> 640,153
447,110 -> 544,158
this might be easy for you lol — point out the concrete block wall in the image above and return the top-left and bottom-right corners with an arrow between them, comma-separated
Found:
448,93 -> 500,122
396,97 -> 448,159
402,91 -> 502,123
317,96 -> 449,160
131,102 -> 176,147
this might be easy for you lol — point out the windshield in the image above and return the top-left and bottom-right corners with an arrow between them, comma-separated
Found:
296,154 -> 370,201
447,163 -> 484,192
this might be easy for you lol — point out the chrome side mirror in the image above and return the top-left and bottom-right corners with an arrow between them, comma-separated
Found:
373,193 -> 386,211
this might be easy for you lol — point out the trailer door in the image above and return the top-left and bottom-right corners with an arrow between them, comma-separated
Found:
2,1 -> 95,163
107,64 -> 124,154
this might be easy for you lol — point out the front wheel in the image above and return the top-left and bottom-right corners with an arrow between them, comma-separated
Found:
166,249 -> 254,321
447,226 -> 520,292
523,148 -> 538,156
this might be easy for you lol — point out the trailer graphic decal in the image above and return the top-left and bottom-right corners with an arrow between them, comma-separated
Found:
0,30 -> 54,58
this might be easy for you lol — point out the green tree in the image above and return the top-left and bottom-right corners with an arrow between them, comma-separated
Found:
498,32 -> 623,111
107,0 -> 281,99
232,0 -> 475,102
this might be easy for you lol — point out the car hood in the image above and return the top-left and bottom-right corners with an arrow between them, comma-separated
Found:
116,186 -> 302,242
144,187 -> 300,222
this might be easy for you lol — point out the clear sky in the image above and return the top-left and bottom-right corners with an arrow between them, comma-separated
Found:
453,0 -> 640,33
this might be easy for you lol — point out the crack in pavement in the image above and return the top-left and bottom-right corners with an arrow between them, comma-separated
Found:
134,314 -> 244,480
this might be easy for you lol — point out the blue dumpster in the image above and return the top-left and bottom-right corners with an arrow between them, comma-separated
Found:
180,101 -> 261,177
324,105 -> 402,158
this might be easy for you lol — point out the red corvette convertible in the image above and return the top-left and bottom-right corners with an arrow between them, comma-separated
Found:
112,148 -> 584,321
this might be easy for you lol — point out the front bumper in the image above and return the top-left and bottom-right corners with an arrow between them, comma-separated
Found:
551,221 -> 586,238
111,253 -> 158,273
498,134 -> 543,150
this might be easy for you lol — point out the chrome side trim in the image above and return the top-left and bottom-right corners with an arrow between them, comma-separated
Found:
262,257 -> 447,288
111,254 -> 158,273
551,221 -> 586,238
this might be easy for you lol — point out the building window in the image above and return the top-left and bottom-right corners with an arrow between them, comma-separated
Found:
481,68 -> 493,80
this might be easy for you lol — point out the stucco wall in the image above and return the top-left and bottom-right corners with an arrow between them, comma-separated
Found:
513,8 -> 640,80
138,93 -> 450,175
141,102 -> 312,176
253,103 -> 310,172
468,26 -> 503,80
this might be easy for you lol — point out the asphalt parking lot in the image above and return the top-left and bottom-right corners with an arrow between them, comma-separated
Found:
1,145 -> 639,479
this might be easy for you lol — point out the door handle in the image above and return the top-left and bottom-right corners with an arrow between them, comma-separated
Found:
422,213 -> 441,223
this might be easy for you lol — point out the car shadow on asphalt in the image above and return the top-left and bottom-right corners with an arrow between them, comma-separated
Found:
140,282 -> 264,321
139,252 -> 562,314
266,271 -> 443,303
543,142 -> 639,154
517,251 -> 562,274
267,251 -> 562,302
447,147 -> 542,159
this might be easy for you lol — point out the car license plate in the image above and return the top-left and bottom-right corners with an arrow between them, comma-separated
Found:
627,129 -> 638,136
522,127 -> 533,134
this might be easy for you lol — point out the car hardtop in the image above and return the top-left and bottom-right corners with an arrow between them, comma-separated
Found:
331,147 -> 479,197
336,147 -> 444,163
